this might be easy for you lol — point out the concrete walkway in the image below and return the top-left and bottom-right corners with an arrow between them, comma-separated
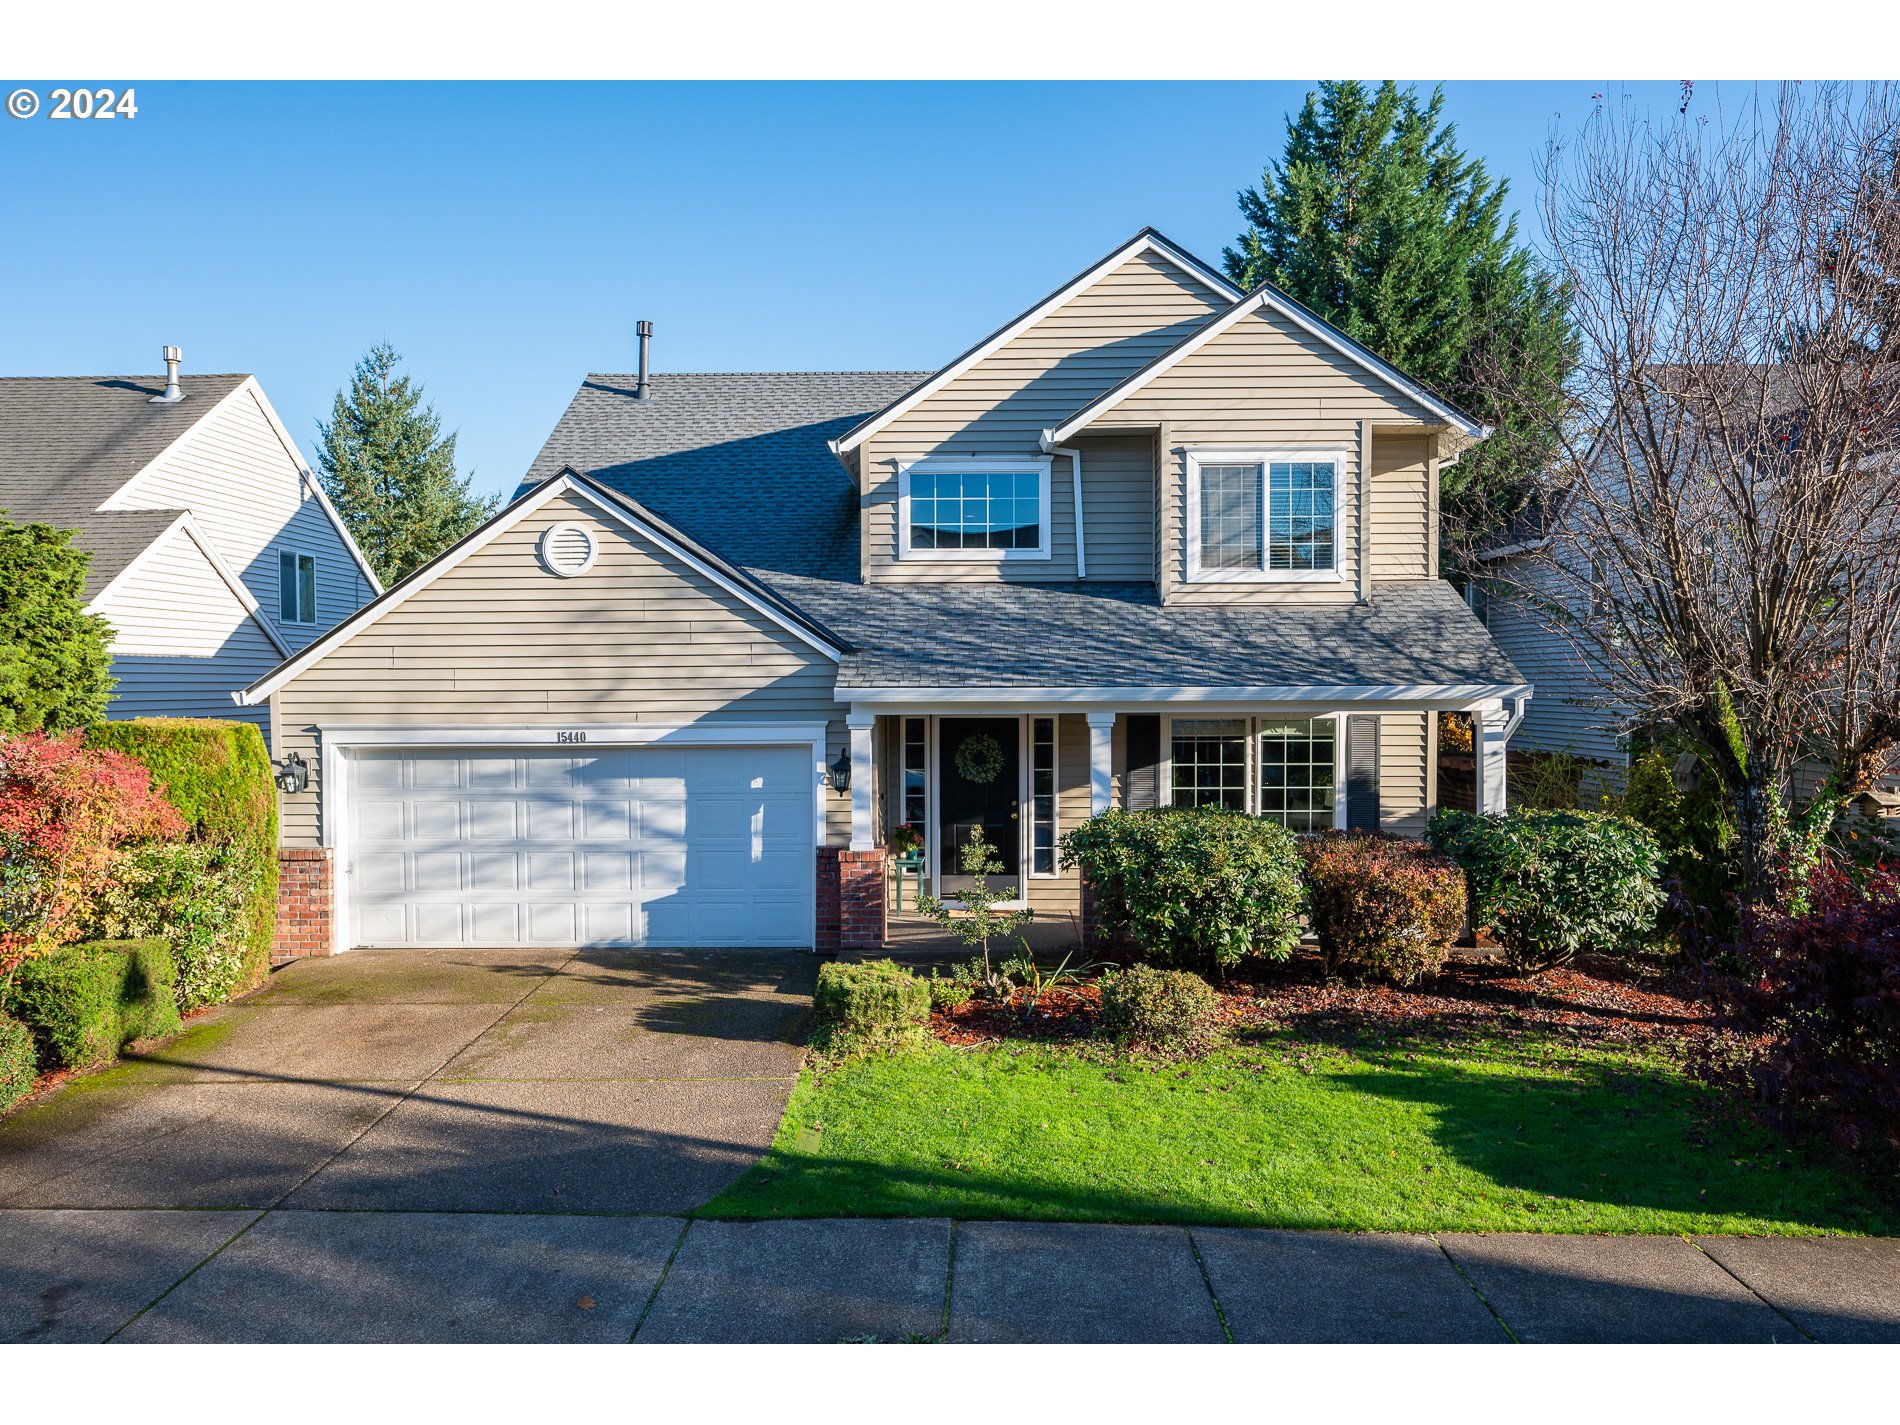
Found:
4,1210 -> 1898,1342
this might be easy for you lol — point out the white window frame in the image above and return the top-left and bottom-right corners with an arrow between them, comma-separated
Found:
1184,448 -> 1348,584
279,548 -> 318,625
1160,712 -> 1348,831
896,456 -> 1054,562
1022,713 -> 1059,879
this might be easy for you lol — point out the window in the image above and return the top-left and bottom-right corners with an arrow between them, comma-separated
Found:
1187,453 -> 1342,580
1170,718 -> 1249,811
1167,715 -> 1340,831
1257,718 -> 1338,831
1029,716 -> 1057,875
901,717 -> 928,831
898,459 -> 1051,560
279,551 -> 316,624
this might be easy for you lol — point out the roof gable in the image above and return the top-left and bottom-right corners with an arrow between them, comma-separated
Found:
240,468 -> 844,705
833,228 -> 1241,455
1046,285 -> 1489,446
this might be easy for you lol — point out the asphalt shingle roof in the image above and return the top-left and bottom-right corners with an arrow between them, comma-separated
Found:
525,370 -> 1523,692
0,373 -> 249,595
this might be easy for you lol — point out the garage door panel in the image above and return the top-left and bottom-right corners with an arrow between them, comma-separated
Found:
349,744 -> 814,949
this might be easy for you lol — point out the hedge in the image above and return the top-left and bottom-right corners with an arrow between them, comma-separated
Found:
0,1011 -> 35,1113
1300,832 -> 1466,985
5,938 -> 180,1072
812,959 -> 930,1058
83,718 -> 277,996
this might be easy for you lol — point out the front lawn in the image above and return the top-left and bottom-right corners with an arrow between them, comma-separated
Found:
704,968 -> 1898,1235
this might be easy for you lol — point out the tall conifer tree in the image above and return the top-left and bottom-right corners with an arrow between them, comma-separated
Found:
1225,81 -> 1575,539
316,343 -> 496,584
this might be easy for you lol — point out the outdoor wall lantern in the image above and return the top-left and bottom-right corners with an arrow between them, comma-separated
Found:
274,751 -> 310,795
828,747 -> 852,795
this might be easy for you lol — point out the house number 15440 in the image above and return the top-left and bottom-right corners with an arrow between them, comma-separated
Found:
556,731 -> 588,744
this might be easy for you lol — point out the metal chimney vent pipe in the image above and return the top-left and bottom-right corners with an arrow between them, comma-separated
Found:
635,321 -> 653,399
150,346 -> 185,404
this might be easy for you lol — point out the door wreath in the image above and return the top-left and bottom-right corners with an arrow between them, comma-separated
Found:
953,733 -> 1006,785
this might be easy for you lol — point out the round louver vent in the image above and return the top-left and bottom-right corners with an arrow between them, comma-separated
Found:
537,521 -> 598,577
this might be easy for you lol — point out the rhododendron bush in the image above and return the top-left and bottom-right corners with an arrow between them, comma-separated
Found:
0,731 -> 181,974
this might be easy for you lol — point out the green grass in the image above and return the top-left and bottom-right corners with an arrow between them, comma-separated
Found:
704,1034 -> 1898,1235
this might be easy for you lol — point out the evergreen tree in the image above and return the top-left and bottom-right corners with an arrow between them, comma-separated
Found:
0,516 -> 114,735
1224,81 -> 1576,541
315,343 -> 497,584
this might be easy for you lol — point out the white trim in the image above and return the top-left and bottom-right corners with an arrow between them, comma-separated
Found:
895,457 -> 1053,563
276,546 -> 319,626
239,472 -> 843,704
1023,713 -> 1061,879
843,683 -> 1533,709
847,710 -> 877,852
834,230 -> 1241,455
86,511 -> 294,659
536,521 -> 599,578
1085,710 -> 1115,818
316,720 -> 829,955
1183,448 -> 1349,585
1043,289 -> 1490,446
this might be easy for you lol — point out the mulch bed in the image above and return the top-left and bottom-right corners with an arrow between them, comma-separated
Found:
930,949 -> 1721,1053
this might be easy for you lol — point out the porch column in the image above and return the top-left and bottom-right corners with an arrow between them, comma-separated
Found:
848,711 -> 877,851
1476,701 -> 1511,814
1086,711 -> 1116,817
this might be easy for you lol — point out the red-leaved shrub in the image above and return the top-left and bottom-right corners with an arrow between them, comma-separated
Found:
1727,862 -> 1900,1150
1300,832 -> 1466,985
0,731 -> 182,973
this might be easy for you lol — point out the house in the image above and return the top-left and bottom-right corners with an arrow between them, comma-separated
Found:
240,229 -> 1528,958
0,352 -> 380,730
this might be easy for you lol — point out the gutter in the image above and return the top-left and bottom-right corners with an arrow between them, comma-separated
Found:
1052,445 -> 1086,578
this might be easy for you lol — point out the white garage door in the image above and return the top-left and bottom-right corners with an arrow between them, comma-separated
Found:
347,744 -> 815,948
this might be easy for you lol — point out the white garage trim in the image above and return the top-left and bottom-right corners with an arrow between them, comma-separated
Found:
317,722 -> 831,956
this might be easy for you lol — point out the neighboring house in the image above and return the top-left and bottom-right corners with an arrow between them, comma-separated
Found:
241,229 -> 1528,957
0,354 -> 380,730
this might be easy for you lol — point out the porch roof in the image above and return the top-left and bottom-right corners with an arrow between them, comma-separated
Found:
769,575 -> 1523,696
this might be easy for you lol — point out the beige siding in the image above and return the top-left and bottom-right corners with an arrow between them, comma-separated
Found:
116,384 -> 374,648
1101,307 -> 1439,606
93,526 -> 278,728
272,491 -> 846,849
1367,434 -> 1432,581
1377,711 -> 1432,838
1073,433 -> 1156,581
861,248 -> 1221,583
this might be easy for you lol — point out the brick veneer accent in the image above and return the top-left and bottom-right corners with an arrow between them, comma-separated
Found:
816,846 -> 887,953
1079,876 -> 1100,947
273,848 -> 334,962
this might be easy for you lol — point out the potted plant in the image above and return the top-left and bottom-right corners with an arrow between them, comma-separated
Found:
888,824 -> 925,861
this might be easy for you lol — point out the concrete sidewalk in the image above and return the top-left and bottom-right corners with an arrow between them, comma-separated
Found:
5,1211 -> 1896,1343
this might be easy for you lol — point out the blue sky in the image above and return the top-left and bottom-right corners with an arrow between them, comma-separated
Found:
1,80 -> 1699,497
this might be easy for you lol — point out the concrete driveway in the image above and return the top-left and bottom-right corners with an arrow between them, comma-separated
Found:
0,948 -> 815,1217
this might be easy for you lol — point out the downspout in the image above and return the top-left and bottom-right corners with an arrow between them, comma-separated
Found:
1053,445 -> 1086,578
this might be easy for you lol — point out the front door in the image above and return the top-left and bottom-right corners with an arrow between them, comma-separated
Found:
938,716 -> 1021,895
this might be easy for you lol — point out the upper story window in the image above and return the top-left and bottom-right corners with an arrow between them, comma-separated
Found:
1186,451 -> 1343,582
897,458 -> 1052,561
279,550 -> 316,624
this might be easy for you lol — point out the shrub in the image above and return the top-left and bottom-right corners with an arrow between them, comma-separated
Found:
1429,807 -> 1664,974
1603,746 -> 1742,953
1060,807 -> 1304,969
925,963 -> 979,1012
1098,964 -> 1220,1052
1300,832 -> 1466,985
812,959 -> 930,1057
87,842 -> 248,1011
0,516 -> 115,737
0,1010 -> 35,1113
84,718 -> 278,998
4,938 -> 180,1072
1723,864 -> 1900,1151
0,732 -> 184,972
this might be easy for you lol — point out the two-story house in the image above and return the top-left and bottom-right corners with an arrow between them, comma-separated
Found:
0,353 -> 380,730
242,230 -> 1528,957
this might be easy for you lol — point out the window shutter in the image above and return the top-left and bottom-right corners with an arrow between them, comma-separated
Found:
1345,715 -> 1380,831
1125,715 -> 1161,811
